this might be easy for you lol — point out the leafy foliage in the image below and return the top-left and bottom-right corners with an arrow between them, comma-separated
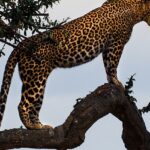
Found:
124,74 -> 137,102
124,74 -> 150,114
0,0 -> 61,48
140,102 -> 150,113
0,0 -> 60,30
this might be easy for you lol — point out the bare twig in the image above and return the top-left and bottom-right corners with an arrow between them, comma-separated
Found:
0,43 -> 5,57
32,13 -> 49,16
0,39 -> 16,48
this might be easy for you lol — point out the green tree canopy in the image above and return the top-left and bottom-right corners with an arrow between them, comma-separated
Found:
0,0 -> 62,55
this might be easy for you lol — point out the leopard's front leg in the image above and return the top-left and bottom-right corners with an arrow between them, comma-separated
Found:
102,37 -> 125,87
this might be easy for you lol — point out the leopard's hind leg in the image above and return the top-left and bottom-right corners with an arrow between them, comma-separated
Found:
18,56 -> 53,129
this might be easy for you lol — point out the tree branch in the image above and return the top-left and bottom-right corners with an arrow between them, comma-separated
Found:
0,39 -> 16,48
0,83 -> 150,150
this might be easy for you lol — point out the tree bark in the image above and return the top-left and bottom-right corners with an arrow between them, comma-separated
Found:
0,83 -> 150,150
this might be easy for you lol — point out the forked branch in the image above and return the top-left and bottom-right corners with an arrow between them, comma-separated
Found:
0,83 -> 150,150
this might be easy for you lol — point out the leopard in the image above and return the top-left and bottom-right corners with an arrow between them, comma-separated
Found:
0,0 -> 150,129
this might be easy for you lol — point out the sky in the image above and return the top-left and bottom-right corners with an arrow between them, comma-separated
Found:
0,0 -> 150,149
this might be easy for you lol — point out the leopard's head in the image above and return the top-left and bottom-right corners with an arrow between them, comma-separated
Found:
107,0 -> 150,25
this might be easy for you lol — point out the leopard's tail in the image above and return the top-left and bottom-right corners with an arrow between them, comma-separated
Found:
0,48 -> 19,127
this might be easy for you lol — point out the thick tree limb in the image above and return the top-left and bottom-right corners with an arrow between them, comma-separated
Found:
0,83 -> 150,150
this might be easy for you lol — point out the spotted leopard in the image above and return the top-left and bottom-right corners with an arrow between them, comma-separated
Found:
0,0 -> 150,129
